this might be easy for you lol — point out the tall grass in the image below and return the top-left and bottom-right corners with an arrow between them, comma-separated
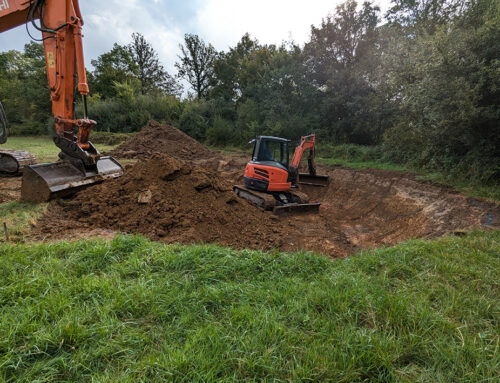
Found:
0,231 -> 498,381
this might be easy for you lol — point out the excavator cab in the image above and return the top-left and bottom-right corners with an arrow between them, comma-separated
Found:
244,136 -> 292,192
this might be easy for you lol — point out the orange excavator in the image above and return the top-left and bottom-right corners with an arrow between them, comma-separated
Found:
233,134 -> 329,215
0,0 -> 123,201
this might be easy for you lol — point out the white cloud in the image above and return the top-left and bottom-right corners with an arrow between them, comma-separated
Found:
0,0 -> 392,75
82,0 -> 184,74
196,0 -> 392,51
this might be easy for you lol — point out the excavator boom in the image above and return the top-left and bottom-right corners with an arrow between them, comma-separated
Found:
0,0 -> 123,200
291,134 -> 329,187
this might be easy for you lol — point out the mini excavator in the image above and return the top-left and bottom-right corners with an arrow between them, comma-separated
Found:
0,0 -> 123,201
234,134 -> 329,215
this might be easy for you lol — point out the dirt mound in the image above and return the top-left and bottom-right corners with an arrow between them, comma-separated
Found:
34,155 -> 284,250
109,121 -> 216,161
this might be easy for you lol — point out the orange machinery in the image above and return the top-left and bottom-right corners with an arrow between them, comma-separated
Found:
233,134 -> 329,215
0,0 -> 123,201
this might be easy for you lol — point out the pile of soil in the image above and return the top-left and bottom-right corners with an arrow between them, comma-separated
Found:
34,155 -> 284,250
109,121 -> 216,161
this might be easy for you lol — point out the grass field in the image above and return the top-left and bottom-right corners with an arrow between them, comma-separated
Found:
0,231 -> 498,382
1,136 -> 117,163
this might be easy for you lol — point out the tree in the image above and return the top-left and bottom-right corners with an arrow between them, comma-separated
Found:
303,0 -> 382,144
90,43 -> 139,99
0,42 -> 50,132
176,34 -> 217,99
128,33 -> 180,95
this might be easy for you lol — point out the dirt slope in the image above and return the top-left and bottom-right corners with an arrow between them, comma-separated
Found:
34,155 -> 284,250
109,120 -> 216,161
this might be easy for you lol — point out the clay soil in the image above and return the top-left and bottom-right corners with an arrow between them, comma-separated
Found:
0,176 -> 21,204
33,155 -> 284,250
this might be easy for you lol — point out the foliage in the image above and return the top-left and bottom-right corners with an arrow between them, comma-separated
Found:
0,42 -> 50,133
383,0 -> 500,184
129,33 -> 181,96
176,34 -> 218,99
84,94 -> 183,133
89,43 -> 140,99
1,0 -> 498,186
0,232 -> 498,381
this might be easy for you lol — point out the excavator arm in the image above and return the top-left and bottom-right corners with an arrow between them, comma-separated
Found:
288,134 -> 329,187
1,0 -> 94,151
0,0 -> 123,201
289,134 -> 317,185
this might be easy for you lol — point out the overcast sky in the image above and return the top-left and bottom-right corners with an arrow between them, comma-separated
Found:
0,0 -> 392,74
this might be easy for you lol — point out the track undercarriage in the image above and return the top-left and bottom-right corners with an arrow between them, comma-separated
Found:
233,185 -> 321,216
0,150 -> 37,176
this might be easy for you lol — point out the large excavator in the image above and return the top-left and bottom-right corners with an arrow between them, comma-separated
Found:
233,134 -> 329,215
0,0 -> 123,202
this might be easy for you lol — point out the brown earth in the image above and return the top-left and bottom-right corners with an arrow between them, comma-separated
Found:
2,124 -> 498,257
31,155 -> 498,257
33,155 -> 285,250
109,120 -> 217,163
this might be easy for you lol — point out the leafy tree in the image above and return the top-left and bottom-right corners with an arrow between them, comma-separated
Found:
0,42 -> 50,133
128,33 -> 180,95
176,34 -> 217,99
90,43 -> 139,99
303,0 -> 382,144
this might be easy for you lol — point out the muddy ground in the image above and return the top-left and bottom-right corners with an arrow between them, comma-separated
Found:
1,122 -> 498,257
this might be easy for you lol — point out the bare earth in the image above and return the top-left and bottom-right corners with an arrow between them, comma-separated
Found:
2,123 -> 498,257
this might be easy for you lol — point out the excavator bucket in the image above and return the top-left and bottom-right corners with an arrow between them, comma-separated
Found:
298,173 -> 329,187
21,156 -> 123,202
0,150 -> 37,176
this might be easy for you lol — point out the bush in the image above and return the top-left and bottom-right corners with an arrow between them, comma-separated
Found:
206,116 -> 236,146
82,95 -> 183,133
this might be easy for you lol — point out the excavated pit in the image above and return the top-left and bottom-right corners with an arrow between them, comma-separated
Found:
31,154 -> 497,257
4,121 -> 496,256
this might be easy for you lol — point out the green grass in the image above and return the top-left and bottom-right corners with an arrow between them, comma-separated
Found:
0,201 -> 47,243
2,136 -> 118,163
319,156 -> 408,172
0,231 -> 498,382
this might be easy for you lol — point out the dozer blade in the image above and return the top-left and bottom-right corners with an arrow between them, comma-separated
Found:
21,156 -> 123,202
273,202 -> 321,216
298,173 -> 329,187
0,150 -> 36,176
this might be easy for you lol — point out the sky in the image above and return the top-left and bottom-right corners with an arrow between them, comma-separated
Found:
0,0 -> 392,74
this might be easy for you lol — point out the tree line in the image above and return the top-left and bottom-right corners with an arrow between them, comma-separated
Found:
0,0 -> 498,183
